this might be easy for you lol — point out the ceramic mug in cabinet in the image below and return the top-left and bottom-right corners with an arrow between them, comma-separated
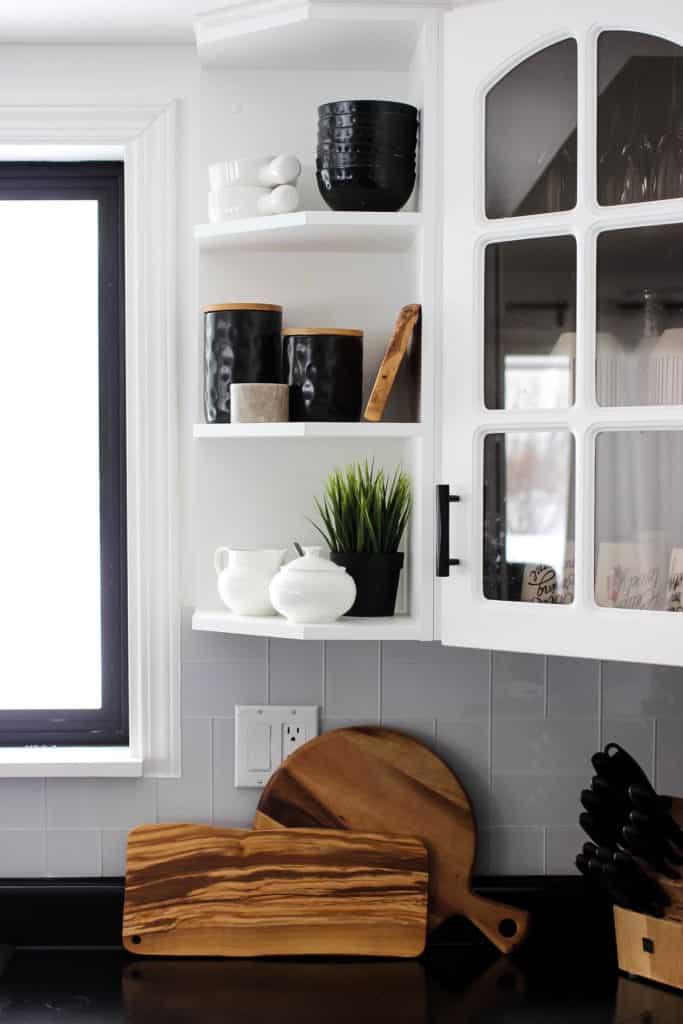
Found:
214,547 -> 287,616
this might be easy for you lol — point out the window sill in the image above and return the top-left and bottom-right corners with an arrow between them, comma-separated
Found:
0,747 -> 143,778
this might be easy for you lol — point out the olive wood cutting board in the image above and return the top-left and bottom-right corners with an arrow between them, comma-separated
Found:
122,823 -> 428,958
254,727 -> 530,954
363,304 -> 420,422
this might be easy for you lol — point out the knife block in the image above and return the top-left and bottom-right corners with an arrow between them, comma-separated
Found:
614,905 -> 683,990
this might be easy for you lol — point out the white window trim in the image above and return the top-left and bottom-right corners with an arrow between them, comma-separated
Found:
0,104 -> 181,777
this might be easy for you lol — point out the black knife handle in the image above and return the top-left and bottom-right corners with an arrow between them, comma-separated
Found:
436,484 -> 460,578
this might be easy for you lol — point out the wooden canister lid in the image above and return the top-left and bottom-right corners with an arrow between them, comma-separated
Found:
283,328 -> 363,336
204,303 -> 283,313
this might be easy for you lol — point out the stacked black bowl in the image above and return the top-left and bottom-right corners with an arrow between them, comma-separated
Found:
316,100 -> 419,212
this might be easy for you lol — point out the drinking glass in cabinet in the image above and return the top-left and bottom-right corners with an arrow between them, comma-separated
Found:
484,236 -> 577,410
596,224 -> 683,406
595,431 -> 683,611
483,432 -> 575,604
485,38 -> 577,219
598,32 -> 683,206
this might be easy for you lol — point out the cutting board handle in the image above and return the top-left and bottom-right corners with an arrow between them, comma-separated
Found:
460,890 -> 530,954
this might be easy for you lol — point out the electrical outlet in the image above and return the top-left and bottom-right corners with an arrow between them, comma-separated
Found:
283,721 -> 308,755
234,705 -> 319,788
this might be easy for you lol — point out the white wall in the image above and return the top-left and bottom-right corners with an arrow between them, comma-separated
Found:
0,44 -> 680,879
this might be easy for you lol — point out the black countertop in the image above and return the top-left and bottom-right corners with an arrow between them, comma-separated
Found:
0,945 -> 681,1023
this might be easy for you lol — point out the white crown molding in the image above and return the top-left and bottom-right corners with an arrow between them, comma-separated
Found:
0,103 -> 181,778
0,106 -> 167,144
194,0 -> 451,67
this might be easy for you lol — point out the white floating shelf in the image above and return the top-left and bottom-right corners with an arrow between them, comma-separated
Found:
195,211 -> 422,253
194,1 -> 441,70
194,421 -> 421,439
192,608 -> 423,640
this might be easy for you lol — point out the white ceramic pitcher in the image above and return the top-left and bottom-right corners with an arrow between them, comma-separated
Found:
214,547 -> 287,616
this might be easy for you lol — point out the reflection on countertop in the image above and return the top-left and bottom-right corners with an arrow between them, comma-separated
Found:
0,945 -> 681,1023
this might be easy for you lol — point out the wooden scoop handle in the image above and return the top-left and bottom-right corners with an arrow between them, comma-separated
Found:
458,890 -> 530,954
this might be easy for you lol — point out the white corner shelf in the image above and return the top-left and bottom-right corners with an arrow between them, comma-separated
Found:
193,421 -> 421,439
194,1 -> 442,70
192,608 -> 422,640
194,211 -> 422,253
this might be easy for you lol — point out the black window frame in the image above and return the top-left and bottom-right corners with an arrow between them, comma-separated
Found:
0,162 -> 128,746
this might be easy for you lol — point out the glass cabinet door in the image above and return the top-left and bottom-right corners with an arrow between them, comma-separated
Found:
595,430 -> 683,612
442,3 -> 683,664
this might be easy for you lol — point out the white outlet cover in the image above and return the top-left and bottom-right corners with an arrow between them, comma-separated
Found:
234,705 -> 319,788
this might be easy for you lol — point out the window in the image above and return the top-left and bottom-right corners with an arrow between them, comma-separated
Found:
0,162 -> 128,746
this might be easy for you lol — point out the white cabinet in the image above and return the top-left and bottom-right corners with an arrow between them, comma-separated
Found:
190,1 -> 443,643
190,0 -> 683,664
440,0 -> 683,665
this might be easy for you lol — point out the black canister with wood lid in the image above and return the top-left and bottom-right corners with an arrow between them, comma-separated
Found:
283,328 -> 363,422
204,303 -> 283,423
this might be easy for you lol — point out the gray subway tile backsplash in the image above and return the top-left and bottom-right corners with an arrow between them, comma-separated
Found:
47,830 -> 100,877
492,718 -> 598,776
0,831 -> 46,877
268,638 -> 324,705
182,658 -> 268,716
324,640 -> 379,719
0,780 -> 45,828
382,642 -> 489,719
5,616 -> 682,876
157,717 -> 212,824
546,657 -> 600,718
492,651 -> 545,718
603,661 -> 683,719
46,778 -> 157,830
484,827 -> 545,875
101,829 -> 129,876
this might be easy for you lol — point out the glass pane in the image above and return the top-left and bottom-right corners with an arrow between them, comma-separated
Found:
486,39 -> 577,219
0,200 -> 102,709
595,431 -> 683,611
483,432 -> 575,603
596,223 -> 683,406
485,236 -> 576,410
598,32 -> 683,206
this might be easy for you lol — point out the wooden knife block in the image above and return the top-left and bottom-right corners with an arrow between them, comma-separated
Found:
614,906 -> 683,991
613,794 -> 683,991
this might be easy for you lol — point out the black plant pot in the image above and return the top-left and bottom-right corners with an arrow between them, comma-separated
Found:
330,552 -> 404,617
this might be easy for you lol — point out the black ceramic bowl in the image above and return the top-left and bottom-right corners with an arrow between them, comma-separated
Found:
317,140 -> 415,162
318,100 -> 418,119
318,122 -> 418,146
318,111 -> 418,131
316,153 -> 416,172
316,164 -> 416,212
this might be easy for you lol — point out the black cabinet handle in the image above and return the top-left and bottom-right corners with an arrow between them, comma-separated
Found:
436,484 -> 460,577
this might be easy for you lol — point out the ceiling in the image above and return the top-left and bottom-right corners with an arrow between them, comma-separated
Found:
0,0 -> 208,44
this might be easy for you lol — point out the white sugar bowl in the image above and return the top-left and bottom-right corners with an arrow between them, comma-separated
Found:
269,546 -> 356,624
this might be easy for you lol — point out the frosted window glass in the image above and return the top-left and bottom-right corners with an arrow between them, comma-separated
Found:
0,200 -> 101,709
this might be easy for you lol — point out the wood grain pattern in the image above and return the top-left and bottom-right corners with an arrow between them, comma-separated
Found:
254,727 -> 530,954
614,905 -> 683,990
123,823 -> 428,958
123,960 -> 426,1024
363,304 -> 420,422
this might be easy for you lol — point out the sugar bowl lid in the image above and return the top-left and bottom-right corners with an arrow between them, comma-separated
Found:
281,546 -> 347,573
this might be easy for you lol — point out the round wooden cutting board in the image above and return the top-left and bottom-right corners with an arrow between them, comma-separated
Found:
254,726 -> 530,954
